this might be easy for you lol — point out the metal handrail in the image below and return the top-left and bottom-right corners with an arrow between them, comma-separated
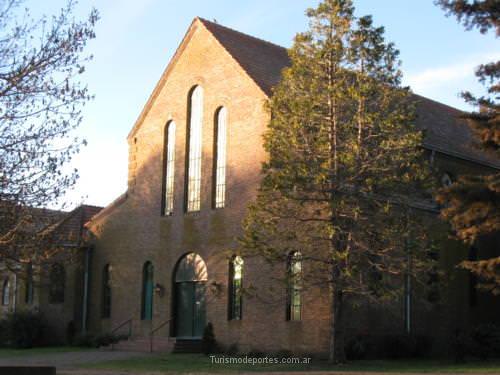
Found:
110,317 -> 133,351
149,319 -> 171,353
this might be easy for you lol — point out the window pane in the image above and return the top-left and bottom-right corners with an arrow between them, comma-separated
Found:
102,265 -> 111,318
2,279 -> 9,306
49,264 -> 65,304
141,262 -> 154,320
186,86 -> 203,212
229,256 -> 243,320
25,264 -> 34,305
164,122 -> 176,215
214,107 -> 227,208
287,252 -> 302,321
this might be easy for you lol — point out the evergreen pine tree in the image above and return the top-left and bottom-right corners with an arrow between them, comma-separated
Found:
241,0 -> 435,363
435,0 -> 499,294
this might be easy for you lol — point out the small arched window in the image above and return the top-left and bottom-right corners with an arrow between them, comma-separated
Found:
228,255 -> 243,320
102,264 -> 111,318
163,121 -> 176,215
213,107 -> 227,208
441,172 -> 454,187
286,251 -> 302,321
141,262 -> 154,320
185,85 -> 204,212
2,278 -> 10,306
49,263 -> 65,304
25,263 -> 34,305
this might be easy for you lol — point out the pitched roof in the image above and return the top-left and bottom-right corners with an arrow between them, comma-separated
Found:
40,204 -> 103,246
199,18 -> 289,97
85,192 -> 127,224
0,203 -> 102,248
198,18 -> 499,169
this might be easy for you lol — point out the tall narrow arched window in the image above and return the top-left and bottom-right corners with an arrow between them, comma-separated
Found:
286,252 -> 302,321
102,264 -> 111,318
163,121 -> 176,215
228,255 -> 243,320
49,263 -> 65,304
185,86 -> 204,212
141,262 -> 154,320
2,278 -> 9,306
213,107 -> 227,208
25,263 -> 34,305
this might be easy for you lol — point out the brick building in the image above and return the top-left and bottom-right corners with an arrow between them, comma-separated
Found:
81,18 -> 499,355
0,205 -> 102,344
3,17 -> 497,355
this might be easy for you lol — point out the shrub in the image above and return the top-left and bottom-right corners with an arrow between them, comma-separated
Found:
470,323 -> 500,360
345,335 -> 370,360
66,320 -> 76,344
382,334 -> 432,359
383,334 -> 414,359
413,335 -> 433,358
72,332 -> 127,348
275,349 -> 293,359
450,324 -> 500,362
450,328 -> 471,362
0,311 -> 46,348
0,319 -> 7,348
247,350 -> 266,358
224,343 -> 239,355
73,333 -> 98,348
202,322 -> 217,355
96,333 -> 127,347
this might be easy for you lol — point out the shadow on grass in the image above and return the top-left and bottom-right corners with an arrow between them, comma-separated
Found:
80,353 -> 500,373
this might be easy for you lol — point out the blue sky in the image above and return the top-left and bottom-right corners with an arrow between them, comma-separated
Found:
25,0 -> 499,209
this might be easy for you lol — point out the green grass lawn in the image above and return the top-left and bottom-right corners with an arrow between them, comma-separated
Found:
81,353 -> 500,373
0,346 -> 92,358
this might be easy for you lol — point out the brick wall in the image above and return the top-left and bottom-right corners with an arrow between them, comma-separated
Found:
86,19 -> 500,356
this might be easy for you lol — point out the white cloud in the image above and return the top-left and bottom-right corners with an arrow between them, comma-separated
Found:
405,52 -> 500,93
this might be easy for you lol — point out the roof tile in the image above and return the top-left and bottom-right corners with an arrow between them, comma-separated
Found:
199,18 -> 499,169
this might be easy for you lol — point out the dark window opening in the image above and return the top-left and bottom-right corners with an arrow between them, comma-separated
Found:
141,262 -> 154,320
102,264 -> 111,318
49,263 -> 65,304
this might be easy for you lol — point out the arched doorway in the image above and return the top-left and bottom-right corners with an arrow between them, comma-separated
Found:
173,253 -> 207,338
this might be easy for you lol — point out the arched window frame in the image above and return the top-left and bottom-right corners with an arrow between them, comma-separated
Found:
101,264 -> 111,318
228,255 -> 243,320
25,263 -> 34,305
2,278 -> 10,306
185,86 -> 204,212
162,121 -> 176,216
141,261 -> 154,320
441,172 -> 454,187
213,107 -> 227,209
286,251 -> 302,321
49,263 -> 65,304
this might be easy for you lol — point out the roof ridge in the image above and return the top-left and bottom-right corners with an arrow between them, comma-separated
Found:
412,93 -> 465,114
197,17 -> 288,52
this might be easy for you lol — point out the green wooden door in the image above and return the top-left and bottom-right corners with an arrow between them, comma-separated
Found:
176,281 -> 206,338
193,283 -> 206,337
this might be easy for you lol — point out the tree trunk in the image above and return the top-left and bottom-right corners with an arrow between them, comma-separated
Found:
329,286 -> 346,364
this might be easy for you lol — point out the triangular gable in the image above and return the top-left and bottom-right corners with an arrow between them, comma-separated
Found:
128,17 -> 498,167
198,18 -> 290,97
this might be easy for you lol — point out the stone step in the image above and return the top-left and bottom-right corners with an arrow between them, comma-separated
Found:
173,339 -> 203,353
102,336 -> 174,353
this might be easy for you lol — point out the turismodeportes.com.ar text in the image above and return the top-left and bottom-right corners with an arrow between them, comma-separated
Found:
209,355 -> 312,365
